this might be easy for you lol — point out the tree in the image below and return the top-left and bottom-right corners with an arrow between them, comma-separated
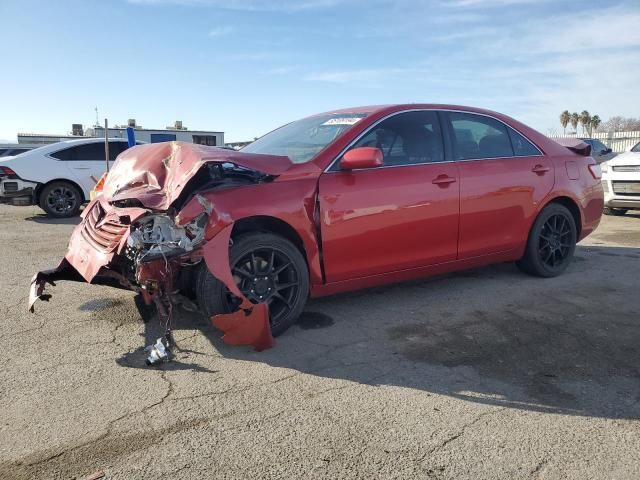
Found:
559,110 -> 570,135
590,115 -> 601,136
600,116 -> 640,132
570,112 -> 579,134
580,110 -> 591,136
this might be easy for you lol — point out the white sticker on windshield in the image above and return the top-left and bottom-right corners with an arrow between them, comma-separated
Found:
321,117 -> 363,126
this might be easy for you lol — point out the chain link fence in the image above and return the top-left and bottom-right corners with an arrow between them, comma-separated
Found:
549,131 -> 640,153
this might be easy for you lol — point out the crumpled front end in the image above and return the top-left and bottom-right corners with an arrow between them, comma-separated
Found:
29,143 -> 282,351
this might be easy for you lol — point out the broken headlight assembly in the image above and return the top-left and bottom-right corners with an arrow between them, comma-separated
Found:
126,213 -> 208,262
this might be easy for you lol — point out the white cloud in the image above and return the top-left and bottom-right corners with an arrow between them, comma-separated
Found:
305,67 -> 425,84
266,65 -> 299,75
530,8 -> 640,53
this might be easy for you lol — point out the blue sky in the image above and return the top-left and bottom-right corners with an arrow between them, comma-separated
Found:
1,0 -> 639,142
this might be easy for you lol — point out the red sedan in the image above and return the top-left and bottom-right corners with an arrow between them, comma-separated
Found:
30,105 -> 604,348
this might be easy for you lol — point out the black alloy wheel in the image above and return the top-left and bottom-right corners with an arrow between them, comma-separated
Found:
40,181 -> 82,218
229,247 -> 301,328
517,203 -> 577,277
603,207 -> 627,216
538,213 -> 573,269
196,232 -> 309,336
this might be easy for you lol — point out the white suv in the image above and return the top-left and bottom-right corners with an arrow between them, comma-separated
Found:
0,138 -> 135,217
601,141 -> 640,216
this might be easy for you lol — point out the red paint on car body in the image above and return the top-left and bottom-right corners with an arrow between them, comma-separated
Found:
29,104 -> 604,350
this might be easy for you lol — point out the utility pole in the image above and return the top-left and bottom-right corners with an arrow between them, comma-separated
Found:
104,119 -> 110,173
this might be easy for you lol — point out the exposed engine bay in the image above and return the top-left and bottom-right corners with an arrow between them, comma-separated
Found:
126,213 -> 208,262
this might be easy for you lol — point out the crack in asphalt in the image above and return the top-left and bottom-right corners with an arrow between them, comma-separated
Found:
530,457 -> 549,478
420,407 -> 508,463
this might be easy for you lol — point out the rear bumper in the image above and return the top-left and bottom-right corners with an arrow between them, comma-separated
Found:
0,183 -> 37,206
604,196 -> 640,209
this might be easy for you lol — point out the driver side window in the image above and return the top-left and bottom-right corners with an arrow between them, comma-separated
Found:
343,111 -> 444,168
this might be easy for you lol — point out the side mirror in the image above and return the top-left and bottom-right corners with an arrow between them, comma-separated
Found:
340,147 -> 383,170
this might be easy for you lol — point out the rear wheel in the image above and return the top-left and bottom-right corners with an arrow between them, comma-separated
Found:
196,232 -> 309,337
39,181 -> 82,218
516,203 -> 577,278
603,207 -> 627,216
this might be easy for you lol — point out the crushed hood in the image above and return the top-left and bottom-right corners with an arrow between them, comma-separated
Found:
102,142 -> 292,210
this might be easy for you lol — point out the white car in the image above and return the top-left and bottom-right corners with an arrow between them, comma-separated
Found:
601,141 -> 640,216
0,138 -> 135,217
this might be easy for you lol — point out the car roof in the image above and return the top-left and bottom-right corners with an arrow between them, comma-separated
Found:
312,104 -> 524,124
56,137 -> 129,145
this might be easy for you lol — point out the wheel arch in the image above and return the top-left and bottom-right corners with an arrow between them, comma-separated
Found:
35,178 -> 87,205
540,195 -> 582,237
231,215 -> 309,266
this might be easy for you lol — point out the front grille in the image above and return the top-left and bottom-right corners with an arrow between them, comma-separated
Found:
612,181 -> 640,196
80,202 -> 128,253
3,182 -> 18,192
612,165 -> 640,172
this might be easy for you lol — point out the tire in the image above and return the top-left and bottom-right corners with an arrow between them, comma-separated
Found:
516,203 -> 577,278
39,181 -> 82,218
196,232 -> 309,337
603,207 -> 627,216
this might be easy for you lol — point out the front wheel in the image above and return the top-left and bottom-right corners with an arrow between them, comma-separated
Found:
516,203 -> 577,278
195,232 -> 309,337
603,207 -> 627,216
39,181 -> 82,218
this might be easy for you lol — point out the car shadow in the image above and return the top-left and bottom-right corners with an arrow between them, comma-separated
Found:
117,244 -> 640,420
24,214 -> 81,225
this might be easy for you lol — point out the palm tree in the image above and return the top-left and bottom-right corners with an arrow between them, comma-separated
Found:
570,112 -> 579,135
580,110 -> 591,136
560,110 -> 570,135
590,115 -> 601,136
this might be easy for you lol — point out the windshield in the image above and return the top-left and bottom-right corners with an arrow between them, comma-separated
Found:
632,142 -> 640,153
242,113 -> 368,163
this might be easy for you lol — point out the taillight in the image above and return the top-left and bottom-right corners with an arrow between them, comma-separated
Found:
588,163 -> 602,180
0,166 -> 17,176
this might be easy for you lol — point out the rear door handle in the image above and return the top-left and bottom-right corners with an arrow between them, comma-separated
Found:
432,175 -> 457,186
532,164 -> 550,175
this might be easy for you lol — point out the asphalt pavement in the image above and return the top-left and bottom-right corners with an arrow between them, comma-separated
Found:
0,204 -> 639,479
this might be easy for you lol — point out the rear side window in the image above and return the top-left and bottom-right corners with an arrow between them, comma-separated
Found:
508,127 -> 541,156
447,112 -> 513,160
109,141 -> 130,161
349,110 -> 444,167
51,143 -> 106,161
50,147 -> 75,160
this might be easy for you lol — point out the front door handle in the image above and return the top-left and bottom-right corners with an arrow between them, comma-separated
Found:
532,164 -> 550,175
432,175 -> 457,186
